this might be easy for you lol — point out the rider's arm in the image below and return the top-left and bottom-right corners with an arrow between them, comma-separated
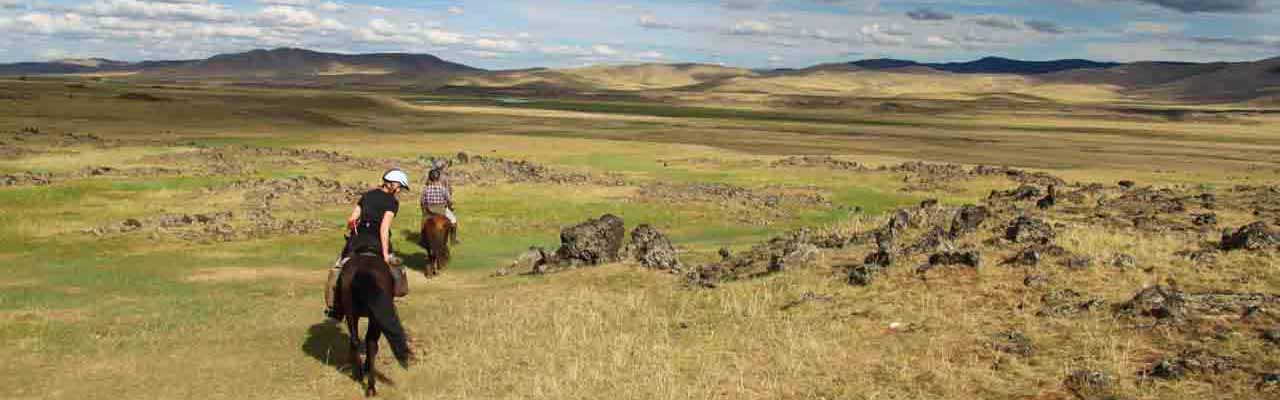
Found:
347,205 -> 361,231
380,210 -> 395,263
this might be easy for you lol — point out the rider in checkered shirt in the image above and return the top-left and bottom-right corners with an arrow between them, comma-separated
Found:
421,167 -> 459,244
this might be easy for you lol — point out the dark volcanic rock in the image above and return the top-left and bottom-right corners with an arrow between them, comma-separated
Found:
1117,285 -> 1186,321
1064,370 -> 1116,400
1118,180 -> 1136,189
510,246 -> 550,274
848,264 -> 886,286
949,204 -> 989,238
928,250 -> 981,268
1220,221 -> 1279,251
1005,216 -> 1056,244
556,214 -> 626,266
629,224 -> 681,271
1109,253 -> 1137,269
1038,289 -> 1106,317
1192,213 -> 1218,227
1264,329 -> 1280,345
991,330 -> 1034,357
1147,349 -> 1236,380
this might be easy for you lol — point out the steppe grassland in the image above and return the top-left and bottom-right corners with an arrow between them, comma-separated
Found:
0,79 -> 1277,399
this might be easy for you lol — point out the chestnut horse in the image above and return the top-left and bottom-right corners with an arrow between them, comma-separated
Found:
419,214 -> 451,276
335,253 -> 412,397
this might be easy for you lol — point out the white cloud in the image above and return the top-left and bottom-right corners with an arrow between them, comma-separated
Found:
637,13 -> 675,29
317,2 -> 344,12
257,0 -> 309,6
539,44 -> 593,56
78,0 -> 237,22
473,38 -> 520,51
259,6 -> 319,27
924,35 -> 955,48
461,49 -> 503,58
635,50 -> 664,59
592,44 -> 620,55
859,23 -> 906,45
447,6 -> 464,15
731,19 -> 773,35
14,12 -> 90,35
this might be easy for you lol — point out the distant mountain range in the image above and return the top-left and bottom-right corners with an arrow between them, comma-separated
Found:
830,56 -> 1122,74
1,48 -> 1277,104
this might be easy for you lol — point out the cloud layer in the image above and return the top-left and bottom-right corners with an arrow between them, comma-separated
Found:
0,0 -> 1277,68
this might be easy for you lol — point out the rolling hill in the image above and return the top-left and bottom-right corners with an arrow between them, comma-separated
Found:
1,48 -> 1277,104
139,47 -> 481,79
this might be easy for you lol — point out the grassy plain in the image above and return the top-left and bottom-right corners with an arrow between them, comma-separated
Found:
0,78 -> 1277,399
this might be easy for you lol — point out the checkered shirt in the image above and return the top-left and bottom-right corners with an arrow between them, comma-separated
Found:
420,182 -> 451,207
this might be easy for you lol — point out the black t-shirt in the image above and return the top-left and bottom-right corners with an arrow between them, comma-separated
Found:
353,189 -> 399,254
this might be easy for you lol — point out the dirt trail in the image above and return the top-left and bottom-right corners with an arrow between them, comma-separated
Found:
369,95 -> 678,123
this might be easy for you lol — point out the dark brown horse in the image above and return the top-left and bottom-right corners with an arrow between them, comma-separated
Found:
419,214 -> 451,276
335,253 -> 412,397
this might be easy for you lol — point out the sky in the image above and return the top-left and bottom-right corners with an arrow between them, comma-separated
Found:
0,0 -> 1278,69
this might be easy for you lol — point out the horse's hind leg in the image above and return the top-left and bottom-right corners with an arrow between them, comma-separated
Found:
364,323 -> 383,397
346,316 -> 363,382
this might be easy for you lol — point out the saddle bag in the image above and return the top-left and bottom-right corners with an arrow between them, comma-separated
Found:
389,261 -> 409,298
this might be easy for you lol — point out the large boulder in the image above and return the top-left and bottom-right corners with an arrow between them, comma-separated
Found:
1117,285 -> 1186,321
509,246 -> 550,274
629,224 -> 681,271
1005,216 -> 1056,244
949,204 -> 989,238
556,214 -> 626,266
1220,221 -> 1279,251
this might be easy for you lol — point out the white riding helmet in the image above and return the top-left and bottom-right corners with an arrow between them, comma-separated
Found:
383,169 -> 410,190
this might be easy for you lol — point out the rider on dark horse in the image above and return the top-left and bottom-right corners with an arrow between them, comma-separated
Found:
421,166 -> 459,245
325,169 -> 411,320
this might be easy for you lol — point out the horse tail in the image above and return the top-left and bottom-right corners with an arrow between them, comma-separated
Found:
429,215 -> 450,267
361,264 -> 412,367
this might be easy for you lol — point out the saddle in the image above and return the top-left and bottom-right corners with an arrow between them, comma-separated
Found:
341,252 -> 410,298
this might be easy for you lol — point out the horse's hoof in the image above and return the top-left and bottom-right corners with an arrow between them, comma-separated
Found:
365,387 -> 377,397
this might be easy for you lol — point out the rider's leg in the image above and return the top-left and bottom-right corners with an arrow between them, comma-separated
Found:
324,258 -> 344,319
446,208 -> 460,244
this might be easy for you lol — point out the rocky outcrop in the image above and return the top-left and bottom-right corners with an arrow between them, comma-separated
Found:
555,214 -> 626,266
1221,221 -> 1279,251
628,224 -> 681,271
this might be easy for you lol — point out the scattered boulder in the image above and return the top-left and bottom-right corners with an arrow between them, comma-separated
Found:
847,264 -> 886,286
509,247 -> 550,274
949,204 -> 989,238
1264,328 -> 1280,345
1220,221 -> 1279,251
629,225 -> 681,271
995,185 -> 1042,201
555,214 -> 626,266
1005,216 -> 1056,244
1109,253 -> 1137,269
1036,185 -> 1057,209
1064,370 -> 1116,400
718,247 -> 732,260
991,330 -> 1034,357
1006,244 -> 1067,267
1119,180 -> 1136,189
1192,213 -> 1218,227
1062,255 -> 1093,270
1038,289 -> 1106,317
927,250 -> 981,268
1146,349 -> 1235,380
1117,285 -> 1186,321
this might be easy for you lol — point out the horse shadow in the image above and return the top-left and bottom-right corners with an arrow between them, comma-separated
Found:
397,229 -> 430,275
301,321 -> 396,386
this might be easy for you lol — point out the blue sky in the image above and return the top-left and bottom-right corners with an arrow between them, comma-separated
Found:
0,0 -> 1277,68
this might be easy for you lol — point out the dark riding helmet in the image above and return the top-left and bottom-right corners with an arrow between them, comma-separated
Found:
428,168 -> 442,182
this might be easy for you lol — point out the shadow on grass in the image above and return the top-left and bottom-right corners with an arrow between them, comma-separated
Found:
301,321 -> 396,386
